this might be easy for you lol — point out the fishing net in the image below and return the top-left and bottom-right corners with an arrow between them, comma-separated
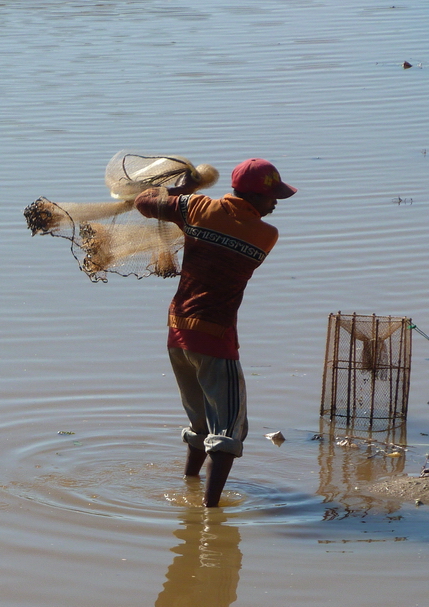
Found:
104,150 -> 218,200
24,151 -> 219,282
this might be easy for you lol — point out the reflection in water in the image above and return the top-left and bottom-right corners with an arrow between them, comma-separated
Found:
155,508 -> 242,607
316,418 -> 407,518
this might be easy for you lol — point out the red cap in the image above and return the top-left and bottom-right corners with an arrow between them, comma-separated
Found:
231,158 -> 297,199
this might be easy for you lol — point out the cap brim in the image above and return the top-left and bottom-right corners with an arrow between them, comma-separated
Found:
275,182 -> 298,199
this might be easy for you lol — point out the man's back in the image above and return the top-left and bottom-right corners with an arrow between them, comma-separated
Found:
171,192 -> 278,333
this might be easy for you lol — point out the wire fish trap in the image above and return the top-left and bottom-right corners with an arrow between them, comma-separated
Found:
23,151 -> 219,282
321,312 -> 412,427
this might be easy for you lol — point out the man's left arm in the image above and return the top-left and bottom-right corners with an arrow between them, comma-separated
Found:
134,187 -> 189,229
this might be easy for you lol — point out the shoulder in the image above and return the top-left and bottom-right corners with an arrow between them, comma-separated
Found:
187,193 -> 214,210
257,220 -> 279,252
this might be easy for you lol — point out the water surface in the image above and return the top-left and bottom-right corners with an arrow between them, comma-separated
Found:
2,1 -> 429,605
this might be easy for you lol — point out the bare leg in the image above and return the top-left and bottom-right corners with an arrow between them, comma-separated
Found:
184,444 -> 207,476
203,451 -> 235,507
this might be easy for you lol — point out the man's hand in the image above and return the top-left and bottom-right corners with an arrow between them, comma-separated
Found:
167,170 -> 200,196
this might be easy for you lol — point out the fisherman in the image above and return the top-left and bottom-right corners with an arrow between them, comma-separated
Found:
134,158 -> 297,506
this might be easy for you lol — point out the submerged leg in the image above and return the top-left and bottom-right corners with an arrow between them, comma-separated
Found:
184,444 -> 207,476
204,451 -> 235,507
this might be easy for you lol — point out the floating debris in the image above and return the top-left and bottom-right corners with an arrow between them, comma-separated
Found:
336,436 -> 358,448
58,431 -> 75,435
402,61 -> 412,69
367,442 -> 407,459
265,431 -> 285,446
392,196 -> 413,205
420,455 -> 429,478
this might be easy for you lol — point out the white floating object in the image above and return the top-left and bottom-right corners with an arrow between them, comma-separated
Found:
265,431 -> 285,445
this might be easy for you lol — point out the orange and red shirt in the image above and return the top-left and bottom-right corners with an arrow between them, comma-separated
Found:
135,190 -> 278,359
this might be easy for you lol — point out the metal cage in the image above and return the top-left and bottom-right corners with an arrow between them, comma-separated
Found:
321,313 -> 412,427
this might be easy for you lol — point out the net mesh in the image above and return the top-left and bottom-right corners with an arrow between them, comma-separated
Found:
321,313 -> 412,426
105,150 -> 215,200
23,151 -> 219,282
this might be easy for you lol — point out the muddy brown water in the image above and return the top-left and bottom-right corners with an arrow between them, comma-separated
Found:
2,1 -> 429,605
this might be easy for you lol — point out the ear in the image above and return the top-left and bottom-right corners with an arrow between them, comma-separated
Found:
234,190 -> 260,205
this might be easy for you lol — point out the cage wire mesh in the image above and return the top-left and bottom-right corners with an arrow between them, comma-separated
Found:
23,150 -> 219,282
321,313 -> 412,428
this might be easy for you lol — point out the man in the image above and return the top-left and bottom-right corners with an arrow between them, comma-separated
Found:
135,158 -> 297,507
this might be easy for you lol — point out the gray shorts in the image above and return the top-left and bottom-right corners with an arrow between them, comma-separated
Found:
168,348 -> 248,457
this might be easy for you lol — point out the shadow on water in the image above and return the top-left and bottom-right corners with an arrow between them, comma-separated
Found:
155,508 -> 242,607
315,417 -> 408,519
152,418 -> 424,607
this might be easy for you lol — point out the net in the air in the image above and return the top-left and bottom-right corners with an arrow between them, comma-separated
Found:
24,150 -> 219,282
